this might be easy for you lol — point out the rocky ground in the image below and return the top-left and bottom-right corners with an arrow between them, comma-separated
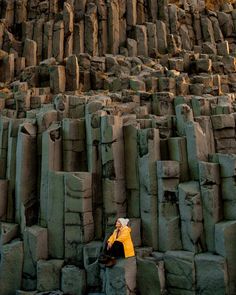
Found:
0,0 -> 236,294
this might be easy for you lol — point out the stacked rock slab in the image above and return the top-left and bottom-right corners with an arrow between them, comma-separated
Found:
0,0 -> 236,294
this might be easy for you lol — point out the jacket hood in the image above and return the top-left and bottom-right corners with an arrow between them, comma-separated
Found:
117,218 -> 129,227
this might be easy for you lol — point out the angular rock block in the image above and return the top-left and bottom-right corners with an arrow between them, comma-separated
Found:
101,115 -> 125,180
23,39 -> 37,67
200,184 -> 222,252
73,20 -> 85,55
222,177 -> 236,219
179,181 -> 205,252
175,104 -> 194,137
62,118 -> 87,171
168,137 -> 189,182
85,3 -> 98,56
0,222 -> 18,246
222,177 -> 236,201
63,2 -> 74,57
157,178 -> 179,203
40,123 -> 62,227
0,179 -> 8,220
164,251 -> 195,294
66,55 -> 79,91
0,53 -> 14,83
195,116 -> 216,154
107,0 -> 120,55
37,259 -> 64,292
23,225 -> 48,290
156,160 -> 180,179
105,257 -> 137,295
215,220 -> 236,294
123,123 -> 139,190
103,178 -> 126,216
43,20 -> 54,59
158,202 -> 182,251
129,218 -> 141,247
50,65 -> 66,94
198,161 -> 220,185
7,119 -> 25,222
47,171 -> 65,258
15,122 -> 37,230
191,96 -> 211,116
0,240 -> 23,295
126,0 -> 136,27
140,188 -> 158,250
127,38 -> 137,57
138,128 -> 160,195
135,25 -> 148,57
83,241 -> 103,292
195,253 -> 229,295
64,172 -> 92,213
209,153 -> 236,177
156,20 -> 167,54
126,189 -> 140,218
137,257 -> 163,295
53,93 -> 69,120
0,117 -> 10,178
52,20 -> 64,62
64,172 -> 94,262
61,265 -> 86,295
185,121 -> 208,180
211,113 -> 235,130
146,22 -> 157,57
68,95 -> 87,119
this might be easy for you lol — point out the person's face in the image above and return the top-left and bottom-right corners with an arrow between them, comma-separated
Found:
115,220 -> 122,229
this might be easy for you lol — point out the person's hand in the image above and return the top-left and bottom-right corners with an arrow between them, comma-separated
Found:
107,242 -> 112,250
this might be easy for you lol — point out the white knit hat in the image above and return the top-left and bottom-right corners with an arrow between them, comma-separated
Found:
117,218 -> 129,227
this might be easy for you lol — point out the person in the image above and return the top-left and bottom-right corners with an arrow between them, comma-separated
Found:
99,218 -> 135,267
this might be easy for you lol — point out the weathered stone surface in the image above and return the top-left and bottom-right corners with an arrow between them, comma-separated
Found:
105,257 -> 137,295
164,251 -> 195,294
23,39 -> 37,67
156,21 -> 168,54
23,226 -> 48,290
52,21 -> 64,62
195,253 -> 229,295
185,121 -> 208,180
137,257 -> 163,295
0,222 -> 18,246
215,221 -> 236,295
66,55 -> 79,91
108,0 -> 119,55
200,184 -> 222,252
37,259 -> 64,292
1,1 -> 236,294
179,181 -> 205,252
0,180 -> 8,220
210,153 -> 236,177
158,202 -> 182,251
135,25 -> 148,57
50,65 -> 66,94
64,172 -> 94,264
40,123 -> 62,227
15,122 -> 37,231
61,265 -> 86,295
0,240 -> 23,295
47,171 -> 64,259
85,3 -> 98,56
198,161 -> 220,185
83,241 -> 102,291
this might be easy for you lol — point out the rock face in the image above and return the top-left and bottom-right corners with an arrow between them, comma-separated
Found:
0,0 -> 236,294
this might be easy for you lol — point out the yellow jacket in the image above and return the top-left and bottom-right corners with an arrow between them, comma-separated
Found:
108,226 -> 135,258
